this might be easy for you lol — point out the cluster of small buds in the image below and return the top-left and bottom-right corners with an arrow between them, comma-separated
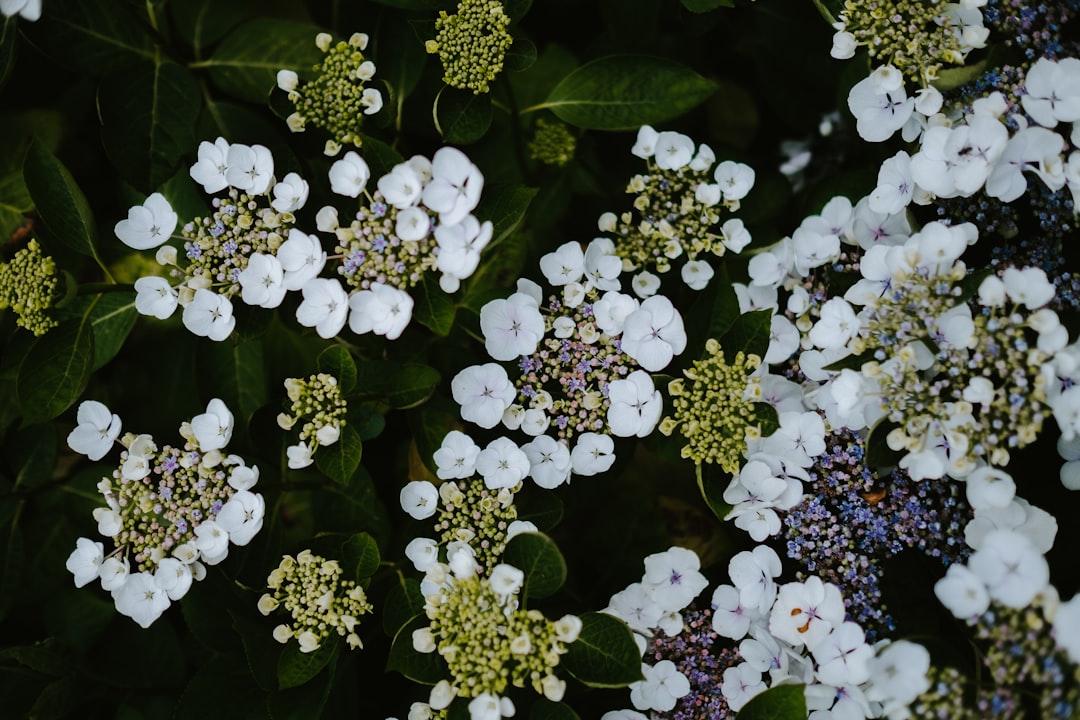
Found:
601,125 -> 754,290
413,551 -> 580,711
65,399 -> 264,628
781,429 -> 972,639
425,0 -> 513,94
430,477 -> 519,575
528,118 -> 576,167
278,372 -> 348,469
832,0 -> 988,84
277,32 -> 383,156
0,238 -> 59,336
659,339 -> 765,473
259,549 -> 373,653
981,0 -> 1079,60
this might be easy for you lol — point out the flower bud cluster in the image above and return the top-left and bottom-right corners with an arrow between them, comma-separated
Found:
278,32 -> 383,155
426,0 -> 513,94
432,477 -> 519,574
260,549 -> 373,653
0,238 -> 59,336
278,372 -> 347,469
528,118 -> 576,167
659,339 -> 764,473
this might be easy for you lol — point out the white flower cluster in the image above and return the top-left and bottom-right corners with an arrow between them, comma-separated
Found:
0,0 -> 40,21
65,398 -> 264,628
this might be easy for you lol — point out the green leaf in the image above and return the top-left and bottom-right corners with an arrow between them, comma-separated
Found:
386,615 -> 446,684
865,418 -> 901,479
434,86 -> 493,145
515,488 -> 564,532
382,578 -> 426,638
342,531 -> 380,581
502,531 -> 567,599
311,467 -> 390,545
171,0 -> 252,56
0,639 -> 71,676
0,17 -> 17,91
536,55 -> 717,130
376,16 -> 428,124
278,637 -> 338,690
202,19 -> 325,104
737,683 -> 808,720
23,138 -> 98,258
232,612 -> 279,692
197,339 -> 268,427
317,345 -> 358,394
504,37 -> 537,73
349,404 -> 386,441
681,0 -> 734,10
720,309 -> 772,362
10,424 -> 56,491
413,275 -> 457,336
30,0 -> 154,76
475,183 -> 538,247
97,60 -> 201,192
810,0 -> 843,24
561,612 -> 644,688
315,424 -> 363,485
29,676 -> 87,720
88,292 -> 138,371
530,699 -> 581,720
0,171 -> 32,238
16,315 -> 95,424
822,351 -> 873,373
176,655 -> 265,718
353,361 -> 440,409
696,462 -> 732,523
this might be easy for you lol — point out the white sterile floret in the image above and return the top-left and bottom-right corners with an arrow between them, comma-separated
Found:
721,218 -> 752,253
593,292 -> 639,336
631,271 -> 661,298
422,147 -> 484,226
813,621 -> 873,686
277,229 -> 327,291
435,215 -> 492,292
539,241 -> 585,286
570,432 -> 616,476
831,30 -> 856,59
225,143 -> 274,195
606,370 -> 663,438
607,583 -> 662,633
287,441 -> 314,469
986,126 -> 1067,202
488,563 -> 525,600
710,584 -> 756,640
237,253 -> 287,309
405,538 -> 439,572
522,435 -> 572,489
847,71 -> 914,142
631,125 -> 659,159
967,529 -> 1049,608
1002,266 -> 1055,309
934,564 -> 990,619
112,572 -> 170,629
296,278 -> 349,339
66,538 -> 104,588
713,161 -> 756,202
271,172 -> 310,213
630,660 -> 691,712
348,282 -> 414,340
621,295 -> 687,371
190,398 -> 234,452
719,663 -> 766,711
475,437 -> 530,489
134,276 -> 178,319
1053,593 -> 1080,663
182,289 -> 235,341
401,481 -> 439,520
452,363 -> 516,429
329,150 -> 371,197
154,557 -> 194,601
865,640 -> 931,712
766,315 -> 799,364
67,400 -> 122,461
653,131 -> 695,171
99,555 -> 129,591
1021,57 -> 1080,128
216,490 -> 265,545
809,297 -> 859,350
468,693 -> 515,720
481,293 -> 545,361
433,430 -> 481,480
115,193 -> 178,250
193,520 -> 230,565
769,577 -> 845,650
189,137 -> 231,193
378,162 -> 424,208
964,466 -> 1016,511
680,259 -> 714,290
583,238 -> 623,293
641,547 -> 708,612
869,150 -> 914,214
728,545 -> 782,613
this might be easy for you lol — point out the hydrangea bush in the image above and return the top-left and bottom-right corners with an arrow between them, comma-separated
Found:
2,0 -> 1079,718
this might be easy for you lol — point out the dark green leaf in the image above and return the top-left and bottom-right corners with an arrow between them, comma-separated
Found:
681,0 -> 734,10
172,0 -> 252,55
407,394 -> 460,477
475,184 -> 538,247
278,636 -> 338,690
515,488 -> 564,531
23,138 -> 98,258
503,0 -> 534,20
504,37 -> 537,73
434,86 -> 493,145
561,612 -> 644,688
0,171 -> 32,238
348,404 -> 386,441
16,315 -> 95,424
357,132 -> 406,179
866,418 -> 901,479
201,98 -> 285,146
756,401 -> 780,439
315,424 -> 363,485
88,292 -> 138,371
181,571 -> 243,655
0,639 -> 71,676
29,676 -> 86,720
822,351 -> 873,373
503,531 -> 567,599
386,615 -> 445,684
737,683 -> 808,720
538,55 -> 716,130
376,17 -> 428,123
317,345 -> 358,394
720,309 -> 772,362
353,361 -> 440,409
98,60 -> 201,192
232,612 -> 279,692
10,424 -> 56,491
382,577 -> 425,638
176,655 -> 266,719
413,275 -> 457,336
197,338 -> 268,427
202,19 -> 325,104
810,0 -> 843,24
342,531 -> 380,581
531,699 -> 581,720
30,0 -> 154,76
708,264 -> 741,341
696,461 -> 731,522
311,468 -> 390,545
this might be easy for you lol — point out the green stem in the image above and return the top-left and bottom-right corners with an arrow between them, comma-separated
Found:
78,282 -> 135,296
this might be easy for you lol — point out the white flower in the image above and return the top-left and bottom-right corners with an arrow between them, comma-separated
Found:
714,161 -> 756,201
488,563 -> 524,600
968,529 -> 1049,608
721,218 -> 752,253
271,172 -> 310,213
467,693 -> 514,720
719,663 -> 765,712
539,242 -> 585,286
113,571 -> 170,628
813,621 -> 872,686
965,466 -> 1016,511
847,72 -> 914,142
422,147 -> 483,226
593,292 -> 640,336
361,87 -> 383,115
348,282 -> 414,340
378,163 -> 425,208
287,441 -> 314,469
1002,266 -> 1055,309
66,538 -> 104,588
99,555 -> 129,591
193,520 -> 230,565
631,125 -> 659,159
570,432 -> 615,476
452,364 -> 516,429
631,271 -> 661,298
934,564 -> 990,619
115,193 -> 177,250
522,435 -> 572,489
190,398 -> 234,452
630,660 -> 691,712
225,143 -> 274,194
869,150 -> 914,214
396,206 -> 432,242
434,215 -> 492,290
986,126 -> 1067,202
680,259 -> 714,290
296,278 -> 349,339
606,370 -> 662,438
154,557 -> 194,601
621,295 -> 686,371
769,577 -> 845,650
865,640 -> 931,710
134,276 -> 179,319
481,293 -> 545,361
583,238 -> 622,293
216,489 -> 265,545
67,400 -> 122,461
237,253 -> 287,309
830,30 -> 857,59
642,547 -> 708,612
400,481 -> 439,520
728,545 -> 782,613
1021,57 -> 1080,128
189,137 -> 230,193
405,538 -> 439,572
653,131 -> 695,171
228,464 -> 259,491
433,430 -> 481,480
276,69 -> 298,92
93,506 -> 122,537
710,584 -> 755,640
1053,593 -> 1080,663
475,437 -> 530,489
0,0 -> 40,21
277,229 -> 327,291
182,289 -> 235,341
809,297 -> 858,350
329,151 -> 371,197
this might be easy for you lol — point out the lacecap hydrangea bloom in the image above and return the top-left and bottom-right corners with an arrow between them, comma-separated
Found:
0,238 -> 60,336
425,0 -> 513,95
277,372 -> 348,469
64,398 -> 264,627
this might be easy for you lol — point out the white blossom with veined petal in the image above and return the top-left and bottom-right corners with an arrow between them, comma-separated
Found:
847,72 -> 914,142
99,555 -> 129,591
405,538 -> 439,572
378,162 -> 424,208
452,363 -> 516,429
154,558 -> 194,601
216,489 -> 265,546
190,398 -> 234,452
277,229 -> 327,291
401,481 -> 439,520
296,278 -> 349,339
607,583 -> 663,633
865,640 -> 931,712
728,545 -> 782,613
348,282 -> 414,340
134,276 -> 179,320
480,293 -> 545,361
421,146 -> 484,226
189,137 -> 231,193
115,193 -> 177,250
66,538 -> 104,588
435,215 -> 492,292
570,432 -> 615,476
606,370 -> 662,438
522,435 -> 572,489
193,520 -> 230,565
225,143 -> 274,194
593,292 -> 640,336
641,547 -> 708,612
621,295 -> 687,371
720,663 -> 766,712
329,150 -> 371,197
934,564 -> 990,619
813,621 -> 873,686
539,242 -> 585,286
968,529 -> 1049,608
112,571 -> 170,628
714,161 -> 756,201
769,577 -> 845,650
1021,56 -> 1080,128
475,437 -> 530,490
630,659 -> 691,712
653,131 -> 695,171
67,400 -> 122,461
433,430 -> 481,480
182,289 -> 235,341
270,172 -> 309,213
237,253 -> 287,309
